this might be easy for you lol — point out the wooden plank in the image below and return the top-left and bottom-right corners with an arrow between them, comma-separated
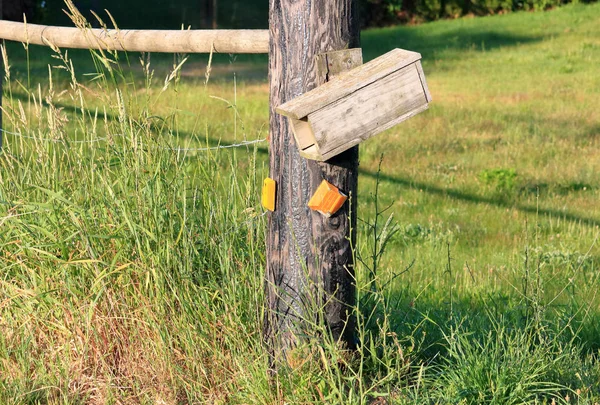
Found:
307,103 -> 430,161
276,48 -> 421,120
0,21 -> 269,54
264,0 -> 360,360
307,62 -> 428,160
416,62 -> 432,103
315,48 -> 363,82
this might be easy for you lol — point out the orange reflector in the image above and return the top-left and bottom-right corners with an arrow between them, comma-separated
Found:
308,180 -> 347,217
261,178 -> 276,211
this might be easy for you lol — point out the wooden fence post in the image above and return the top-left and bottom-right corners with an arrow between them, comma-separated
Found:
264,0 -> 360,359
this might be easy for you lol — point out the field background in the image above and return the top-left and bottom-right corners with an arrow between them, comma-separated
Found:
1,1 -> 600,403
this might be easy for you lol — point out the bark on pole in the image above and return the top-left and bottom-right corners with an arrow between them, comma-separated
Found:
265,0 -> 360,359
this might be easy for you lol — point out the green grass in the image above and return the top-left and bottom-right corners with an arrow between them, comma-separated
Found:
2,2 -> 600,404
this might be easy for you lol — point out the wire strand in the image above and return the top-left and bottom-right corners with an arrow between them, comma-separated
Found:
168,138 -> 266,151
0,128 -> 113,144
0,128 -> 266,150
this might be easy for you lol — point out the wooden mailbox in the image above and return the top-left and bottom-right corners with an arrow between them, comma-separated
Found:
276,48 -> 431,161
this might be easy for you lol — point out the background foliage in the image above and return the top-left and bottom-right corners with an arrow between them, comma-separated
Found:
365,0 -> 597,24
7,0 -> 599,27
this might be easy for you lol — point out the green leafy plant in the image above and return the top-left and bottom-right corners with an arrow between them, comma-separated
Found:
360,0 -> 404,25
479,168 -> 518,192
470,0 -> 514,14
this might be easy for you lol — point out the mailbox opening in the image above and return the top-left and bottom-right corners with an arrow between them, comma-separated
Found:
290,118 -> 320,158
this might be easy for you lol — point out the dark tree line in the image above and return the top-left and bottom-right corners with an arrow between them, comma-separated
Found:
2,0 -> 37,21
11,0 -> 597,34
361,0 -> 597,25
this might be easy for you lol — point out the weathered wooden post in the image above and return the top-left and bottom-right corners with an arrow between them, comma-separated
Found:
264,0 -> 361,358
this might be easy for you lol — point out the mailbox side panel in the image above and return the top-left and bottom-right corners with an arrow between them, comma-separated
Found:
319,104 -> 429,161
308,62 -> 428,160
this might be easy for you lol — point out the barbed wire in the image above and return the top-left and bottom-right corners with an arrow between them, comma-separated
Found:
0,128 -> 113,144
168,138 -> 266,151
0,129 -> 269,239
0,128 -> 267,151
225,210 -> 268,234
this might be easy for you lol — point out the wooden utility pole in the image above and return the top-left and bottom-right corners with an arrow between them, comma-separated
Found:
211,0 -> 217,29
264,0 -> 360,358
203,0 -> 217,29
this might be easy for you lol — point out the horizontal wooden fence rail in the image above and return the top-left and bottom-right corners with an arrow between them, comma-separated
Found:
0,21 -> 269,54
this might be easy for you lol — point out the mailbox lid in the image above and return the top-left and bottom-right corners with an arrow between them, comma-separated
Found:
276,48 -> 422,120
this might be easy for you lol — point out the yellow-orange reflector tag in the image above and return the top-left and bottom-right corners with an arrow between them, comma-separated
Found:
261,178 -> 276,212
308,180 -> 347,217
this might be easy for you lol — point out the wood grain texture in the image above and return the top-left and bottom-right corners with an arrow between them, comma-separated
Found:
265,0 -> 360,359
416,62 -> 432,103
308,62 -> 429,160
314,103 -> 429,161
315,48 -> 363,84
0,21 -> 268,54
276,48 -> 420,120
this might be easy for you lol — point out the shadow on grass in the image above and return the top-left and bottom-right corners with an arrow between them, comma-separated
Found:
365,286 -> 600,362
362,25 -> 543,62
359,289 -> 600,404
360,168 -> 600,228
4,42 -> 268,86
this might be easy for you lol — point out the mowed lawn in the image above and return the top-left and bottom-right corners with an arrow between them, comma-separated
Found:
1,2 -> 600,403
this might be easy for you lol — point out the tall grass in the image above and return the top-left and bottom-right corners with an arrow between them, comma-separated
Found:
0,9 -> 269,402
